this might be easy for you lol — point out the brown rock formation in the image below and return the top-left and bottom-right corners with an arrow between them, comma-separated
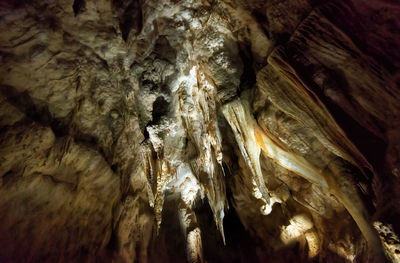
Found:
0,0 -> 399,262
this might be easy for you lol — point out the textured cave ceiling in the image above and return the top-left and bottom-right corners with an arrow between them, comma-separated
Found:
0,0 -> 400,262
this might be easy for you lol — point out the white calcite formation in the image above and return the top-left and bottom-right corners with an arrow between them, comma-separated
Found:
0,0 -> 399,262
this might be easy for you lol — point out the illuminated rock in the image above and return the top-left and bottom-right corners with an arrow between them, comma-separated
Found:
0,0 -> 399,262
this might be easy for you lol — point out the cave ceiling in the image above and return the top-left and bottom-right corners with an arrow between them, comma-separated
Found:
0,0 -> 400,262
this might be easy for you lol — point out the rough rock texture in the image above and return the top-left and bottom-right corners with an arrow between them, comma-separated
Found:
0,0 -> 399,262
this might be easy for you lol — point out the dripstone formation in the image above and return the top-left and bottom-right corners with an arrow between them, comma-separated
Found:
0,0 -> 399,262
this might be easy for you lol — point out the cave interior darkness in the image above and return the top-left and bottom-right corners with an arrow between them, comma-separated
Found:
0,0 -> 400,262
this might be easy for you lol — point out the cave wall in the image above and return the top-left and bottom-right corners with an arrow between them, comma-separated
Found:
0,0 -> 399,262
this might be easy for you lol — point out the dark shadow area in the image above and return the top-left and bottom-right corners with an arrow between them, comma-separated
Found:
282,46 -> 387,172
319,0 -> 398,74
72,0 -> 85,16
238,43 -> 257,93
251,8 -> 270,39
193,198 -> 261,263
324,100 -> 387,171
150,191 -> 187,263
152,96 -> 169,125
116,0 -> 142,41
154,36 -> 177,64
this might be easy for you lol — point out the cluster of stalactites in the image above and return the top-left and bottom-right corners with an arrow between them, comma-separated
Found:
145,65 -> 227,250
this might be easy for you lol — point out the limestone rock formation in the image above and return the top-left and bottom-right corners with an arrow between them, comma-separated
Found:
0,0 -> 399,262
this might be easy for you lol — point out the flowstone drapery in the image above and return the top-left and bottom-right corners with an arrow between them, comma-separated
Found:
0,0 -> 399,262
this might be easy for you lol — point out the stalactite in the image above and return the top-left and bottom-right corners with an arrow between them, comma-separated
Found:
224,98 -> 384,260
0,0 -> 399,262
